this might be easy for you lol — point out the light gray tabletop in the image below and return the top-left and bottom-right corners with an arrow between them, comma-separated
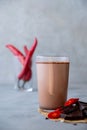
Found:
0,85 -> 87,130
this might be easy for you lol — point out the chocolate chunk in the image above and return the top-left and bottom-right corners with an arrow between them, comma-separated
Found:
82,109 -> 87,117
60,109 -> 84,120
78,101 -> 87,111
60,101 -> 87,120
63,104 -> 79,114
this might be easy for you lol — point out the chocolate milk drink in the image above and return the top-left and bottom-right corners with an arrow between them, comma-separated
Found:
36,56 -> 69,110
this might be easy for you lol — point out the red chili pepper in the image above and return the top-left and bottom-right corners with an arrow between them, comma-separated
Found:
18,38 -> 38,80
22,68 -> 32,81
64,98 -> 79,107
48,107 -> 63,119
24,45 -> 29,56
6,44 -> 31,81
23,59 -> 32,81
18,50 -> 31,80
6,44 -> 25,65
6,44 -> 24,56
6,38 -> 38,82
6,44 -> 32,68
48,111 -> 61,119
18,53 -> 32,81
30,38 -> 38,57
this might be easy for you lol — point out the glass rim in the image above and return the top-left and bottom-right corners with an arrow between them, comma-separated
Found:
36,55 -> 70,63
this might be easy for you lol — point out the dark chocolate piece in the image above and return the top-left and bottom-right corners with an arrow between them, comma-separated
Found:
63,104 -> 79,114
60,109 -> 84,120
83,109 -> 87,117
60,101 -> 87,120
78,101 -> 87,111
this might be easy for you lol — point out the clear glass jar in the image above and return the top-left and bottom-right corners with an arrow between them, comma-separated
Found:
13,57 -> 33,92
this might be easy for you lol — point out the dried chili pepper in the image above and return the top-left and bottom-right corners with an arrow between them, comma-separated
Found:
6,44 -> 31,81
23,45 -> 32,68
22,68 -> 32,81
6,44 -> 25,65
18,38 -> 38,80
6,44 -> 24,57
30,38 -> 38,57
24,45 -> 29,56
18,50 -> 31,80
6,38 -> 38,89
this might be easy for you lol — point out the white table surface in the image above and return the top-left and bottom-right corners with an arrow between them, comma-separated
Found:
0,85 -> 87,130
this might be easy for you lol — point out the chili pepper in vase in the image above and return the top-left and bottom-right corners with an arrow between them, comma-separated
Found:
6,44 -> 25,65
18,38 -> 38,80
23,45 -> 29,56
6,38 -> 38,90
6,44 -> 33,81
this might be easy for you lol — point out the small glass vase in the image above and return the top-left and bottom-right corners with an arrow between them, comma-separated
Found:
13,58 -> 33,92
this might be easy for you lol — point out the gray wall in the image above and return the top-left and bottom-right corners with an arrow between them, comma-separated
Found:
0,0 -> 87,90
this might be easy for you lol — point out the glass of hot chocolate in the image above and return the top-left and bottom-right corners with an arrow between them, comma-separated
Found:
36,56 -> 70,110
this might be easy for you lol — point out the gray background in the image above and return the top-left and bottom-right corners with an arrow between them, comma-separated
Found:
0,0 -> 87,90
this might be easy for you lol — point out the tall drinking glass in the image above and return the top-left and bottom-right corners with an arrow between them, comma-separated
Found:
36,56 -> 70,110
